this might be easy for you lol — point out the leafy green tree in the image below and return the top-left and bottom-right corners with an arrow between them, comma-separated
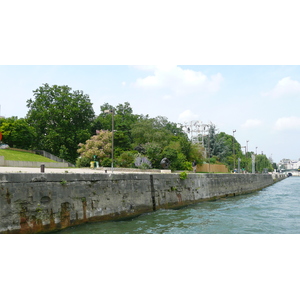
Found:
92,102 -> 139,151
26,84 -> 95,163
131,116 -> 184,149
143,142 -> 163,169
0,117 -> 35,149
255,154 -> 273,173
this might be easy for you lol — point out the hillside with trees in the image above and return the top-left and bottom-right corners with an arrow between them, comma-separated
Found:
0,83 -> 274,172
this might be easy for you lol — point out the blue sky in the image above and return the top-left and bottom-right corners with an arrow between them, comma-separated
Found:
2,0 -> 299,294
1,65 -> 300,163
1,1 -> 300,164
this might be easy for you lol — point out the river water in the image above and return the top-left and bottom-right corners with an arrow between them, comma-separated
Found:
57,176 -> 300,234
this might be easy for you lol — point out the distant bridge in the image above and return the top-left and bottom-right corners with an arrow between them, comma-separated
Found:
282,169 -> 300,176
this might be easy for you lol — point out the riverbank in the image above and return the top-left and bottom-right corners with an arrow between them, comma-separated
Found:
0,172 -> 286,234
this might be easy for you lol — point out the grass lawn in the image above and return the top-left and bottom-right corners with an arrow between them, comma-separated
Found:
0,149 -> 57,162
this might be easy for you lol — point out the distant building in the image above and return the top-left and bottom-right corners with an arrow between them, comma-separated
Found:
279,159 -> 300,170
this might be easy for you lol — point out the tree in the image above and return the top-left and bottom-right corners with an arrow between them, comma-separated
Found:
202,125 -> 230,161
26,84 -> 95,163
92,102 -> 139,151
0,117 -> 35,149
77,130 -> 112,164
131,116 -> 179,148
256,154 -> 273,173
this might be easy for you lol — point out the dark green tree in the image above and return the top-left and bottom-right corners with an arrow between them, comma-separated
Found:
0,117 -> 35,149
92,102 -> 139,152
26,84 -> 95,163
202,125 -> 230,161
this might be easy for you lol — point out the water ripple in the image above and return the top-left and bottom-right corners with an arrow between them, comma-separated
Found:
57,177 -> 300,234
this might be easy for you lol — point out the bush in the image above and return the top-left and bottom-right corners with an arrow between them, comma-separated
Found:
102,157 -> 112,167
76,156 -> 91,167
181,161 -> 192,171
143,142 -> 163,168
134,155 -> 152,169
179,171 -> 188,180
116,151 -> 137,168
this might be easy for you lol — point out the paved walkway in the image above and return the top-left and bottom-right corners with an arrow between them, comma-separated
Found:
0,166 -> 115,174
0,166 -> 167,174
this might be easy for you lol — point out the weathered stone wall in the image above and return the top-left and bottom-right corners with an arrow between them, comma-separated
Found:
0,172 -> 286,234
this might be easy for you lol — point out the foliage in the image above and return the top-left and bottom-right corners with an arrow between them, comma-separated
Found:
75,156 -> 90,168
202,126 -> 232,161
92,102 -> 139,151
26,83 -> 95,163
179,171 -> 188,180
77,130 -> 112,164
255,154 -> 273,173
161,142 -> 192,171
101,157 -> 112,167
1,91 -> 274,173
116,151 -> 137,168
0,117 -> 35,149
131,116 -> 175,148
162,147 -> 178,171
134,154 -> 152,169
142,142 -> 162,169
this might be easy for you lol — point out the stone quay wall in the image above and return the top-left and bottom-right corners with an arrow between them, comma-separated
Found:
0,172 -> 286,234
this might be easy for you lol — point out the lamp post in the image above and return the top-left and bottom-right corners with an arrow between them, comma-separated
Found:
104,109 -> 115,173
246,140 -> 249,156
233,130 -> 236,170
242,146 -> 246,155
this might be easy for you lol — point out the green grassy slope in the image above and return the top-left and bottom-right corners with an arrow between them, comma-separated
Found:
0,149 -> 57,162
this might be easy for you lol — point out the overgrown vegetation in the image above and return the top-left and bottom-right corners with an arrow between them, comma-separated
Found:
201,124 -> 274,172
0,83 -> 274,172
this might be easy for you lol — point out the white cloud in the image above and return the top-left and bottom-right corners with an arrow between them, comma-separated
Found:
133,65 -> 223,96
178,109 -> 199,122
274,116 -> 300,131
263,77 -> 300,98
121,81 -> 126,86
241,119 -> 263,129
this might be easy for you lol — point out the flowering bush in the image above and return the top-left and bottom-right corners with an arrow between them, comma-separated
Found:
77,130 -> 112,165
134,154 -> 152,169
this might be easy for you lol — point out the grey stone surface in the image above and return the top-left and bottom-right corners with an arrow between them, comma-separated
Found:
0,171 -> 286,234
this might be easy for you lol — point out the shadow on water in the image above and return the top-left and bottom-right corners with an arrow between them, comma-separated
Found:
56,177 -> 300,234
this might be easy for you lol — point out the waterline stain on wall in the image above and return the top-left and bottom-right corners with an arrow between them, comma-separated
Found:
0,173 -> 286,234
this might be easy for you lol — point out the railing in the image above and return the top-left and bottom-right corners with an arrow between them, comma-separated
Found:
34,150 -> 75,167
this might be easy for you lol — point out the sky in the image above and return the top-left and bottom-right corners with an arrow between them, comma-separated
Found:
1,1 -> 300,165
2,1 -> 300,296
1,65 -> 300,163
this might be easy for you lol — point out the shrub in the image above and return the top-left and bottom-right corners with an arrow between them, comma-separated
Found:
134,155 -> 152,169
116,151 -> 137,168
179,171 -> 188,180
102,157 -> 112,167
76,156 -> 90,167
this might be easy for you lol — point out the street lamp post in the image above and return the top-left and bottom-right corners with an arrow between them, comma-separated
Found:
242,146 -> 246,155
233,130 -> 236,170
104,109 -> 115,173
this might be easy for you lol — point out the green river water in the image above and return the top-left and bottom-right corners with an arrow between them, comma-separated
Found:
57,176 -> 300,234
